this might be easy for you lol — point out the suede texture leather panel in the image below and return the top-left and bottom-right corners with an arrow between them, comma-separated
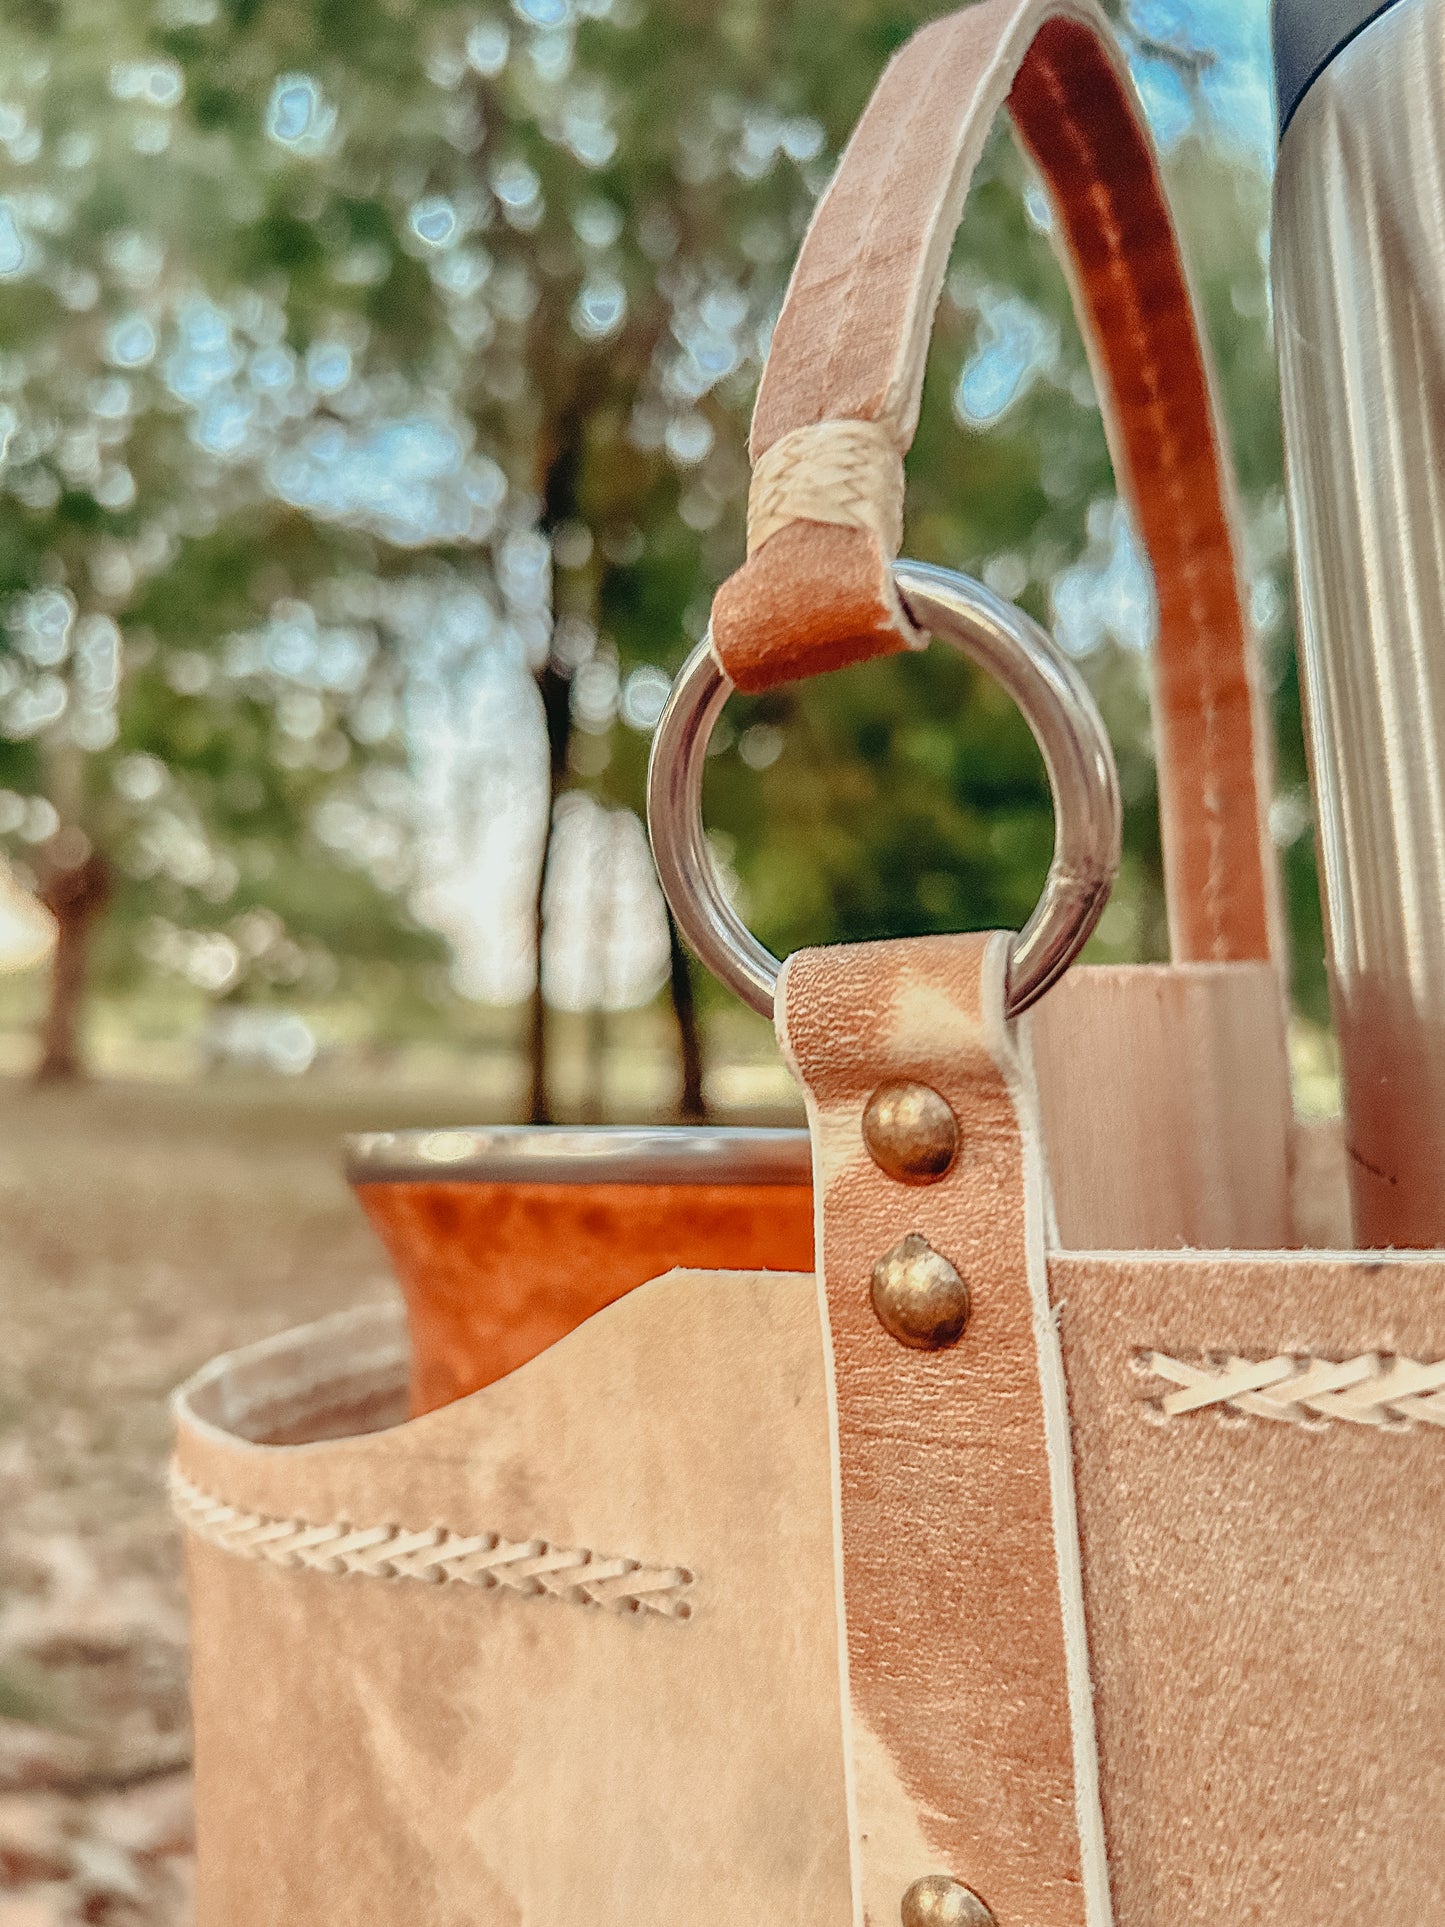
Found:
779,932 -> 1106,1927
710,0 -> 1277,965
716,520 -> 913,687
175,1276 -> 853,1927
178,1241 -> 1445,1923
1052,1249 -> 1445,1924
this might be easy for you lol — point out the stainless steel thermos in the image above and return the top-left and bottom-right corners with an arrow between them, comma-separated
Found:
1273,0 -> 1445,1246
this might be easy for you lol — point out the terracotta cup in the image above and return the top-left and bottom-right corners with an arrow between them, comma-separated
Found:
345,1126 -> 814,1416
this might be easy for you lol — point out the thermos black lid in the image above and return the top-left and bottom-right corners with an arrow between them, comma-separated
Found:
1273,0 -> 1404,136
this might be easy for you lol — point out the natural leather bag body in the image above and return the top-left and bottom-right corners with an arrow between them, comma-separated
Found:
175,4 -> 1445,1923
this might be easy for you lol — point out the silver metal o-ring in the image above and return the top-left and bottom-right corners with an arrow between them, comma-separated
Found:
646,559 -> 1122,1021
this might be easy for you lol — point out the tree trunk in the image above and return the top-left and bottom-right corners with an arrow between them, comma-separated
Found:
525,656 -> 572,1125
35,848 -> 112,1085
580,808 -> 617,1125
524,383 -> 597,1127
667,908 -> 708,1123
525,946 -> 551,1123
581,1005 -> 608,1124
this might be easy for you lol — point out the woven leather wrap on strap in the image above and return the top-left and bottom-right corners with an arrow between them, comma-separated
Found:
746,419 -> 905,559
711,0 -> 1278,967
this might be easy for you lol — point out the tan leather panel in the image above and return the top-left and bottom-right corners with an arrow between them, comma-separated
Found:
710,0 -> 1276,965
1029,962 -> 1293,1250
175,1278 -> 853,1927
780,933 -> 1107,1927
177,1240 -> 1445,1923
1290,1114 -> 1352,1248
1053,1248 -> 1445,1924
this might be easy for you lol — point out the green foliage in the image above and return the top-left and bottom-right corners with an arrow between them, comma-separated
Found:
0,0 -> 1317,1044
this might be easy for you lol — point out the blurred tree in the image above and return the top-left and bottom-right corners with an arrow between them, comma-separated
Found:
0,2 -> 449,1078
0,0 -> 1312,1108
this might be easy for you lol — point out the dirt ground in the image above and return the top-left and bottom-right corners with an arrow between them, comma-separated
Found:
0,1041 -> 802,1924
0,1073 -> 513,1926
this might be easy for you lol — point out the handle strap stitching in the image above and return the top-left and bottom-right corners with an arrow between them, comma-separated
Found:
1025,44 -> 1231,958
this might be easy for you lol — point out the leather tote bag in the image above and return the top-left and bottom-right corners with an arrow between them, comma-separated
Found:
172,3 -> 1445,1921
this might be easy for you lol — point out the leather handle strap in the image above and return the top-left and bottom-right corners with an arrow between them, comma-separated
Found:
711,0 -> 1279,967
780,931 -> 1111,1927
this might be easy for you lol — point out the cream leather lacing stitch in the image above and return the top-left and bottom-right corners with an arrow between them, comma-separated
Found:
746,418 -> 905,559
1145,1352 -> 1445,1427
170,1465 -> 696,1619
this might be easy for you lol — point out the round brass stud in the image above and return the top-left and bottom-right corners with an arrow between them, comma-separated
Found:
863,1079 -> 959,1185
900,1875 -> 994,1927
870,1234 -> 970,1350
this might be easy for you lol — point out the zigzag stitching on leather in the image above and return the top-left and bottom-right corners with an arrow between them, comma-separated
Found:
1144,1352 -> 1445,1427
169,1465 -> 696,1619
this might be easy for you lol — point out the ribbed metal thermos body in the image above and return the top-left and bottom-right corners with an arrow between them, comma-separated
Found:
1273,0 -> 1445,1244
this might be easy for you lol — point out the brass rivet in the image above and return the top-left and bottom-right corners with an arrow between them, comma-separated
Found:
900,1875 -> 994,1927
863,1079 -> 959,1185
870,1234 -> 970,1350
